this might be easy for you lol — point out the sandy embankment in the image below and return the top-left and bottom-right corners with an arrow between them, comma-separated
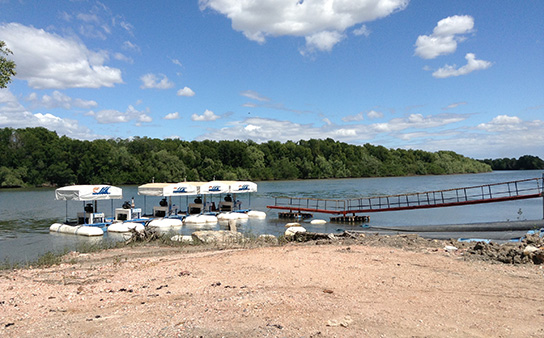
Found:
1,240 -> 544,337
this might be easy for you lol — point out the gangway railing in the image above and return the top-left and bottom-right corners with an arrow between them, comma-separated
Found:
267,177 -> 543,215
270,197 -> 346,214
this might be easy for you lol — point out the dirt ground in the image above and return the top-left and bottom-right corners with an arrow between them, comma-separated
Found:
1,236 -> 544,337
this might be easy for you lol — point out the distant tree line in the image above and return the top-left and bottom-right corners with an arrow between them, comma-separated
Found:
0,127 -> 492,188
479,155 -> 544,170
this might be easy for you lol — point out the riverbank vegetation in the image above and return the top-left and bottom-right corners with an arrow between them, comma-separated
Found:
479,155 -> 544,171
0,127 -> 493,187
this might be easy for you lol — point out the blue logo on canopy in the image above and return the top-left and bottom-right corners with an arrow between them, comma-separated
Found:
173,187 -> 187,194
92,186 -> 111,195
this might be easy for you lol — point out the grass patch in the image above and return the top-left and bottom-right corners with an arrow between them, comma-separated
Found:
0,250 -> 65,270
0,231 -> 286,271
0,239 -> 125,271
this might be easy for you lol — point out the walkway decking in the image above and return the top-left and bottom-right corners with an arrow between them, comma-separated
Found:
267,177 -> 544,216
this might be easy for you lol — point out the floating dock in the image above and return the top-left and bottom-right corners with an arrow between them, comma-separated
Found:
330,215 -> 370,223
268,177 -> 544,220
278,212 -> 313,219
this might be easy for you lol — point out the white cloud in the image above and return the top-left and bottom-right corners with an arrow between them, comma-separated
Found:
140,73 -> 175,89
432,53 -> 492,78
27,91 -> 98,110
177,86 -> 195,97
196,112 -> 470,144
333,128 -> 358,137
241,90 -> 270,102
119,21 -> 134,35
0,89 -> 98,139
343,109 -> 383,122
191,109 -> 220,121
87,105 -> 152,124
367,110 -> 383,119
122,40 -> 140,52
197,117 -> 332,142
200,0 -> 408,52
374,113 -> 466,132
164,112 -> 180,120
411,115 -> 544,159
59,11 -> 72,22
342,112 -> 365,122
193,112 -> 544,159
477,115 -> 524,132
0,23 -> 123,89
353,24 -> 371,37
415,15 -> 474,59
171,59 -> 183,67
114,52 -> 133,64
443,102 -> 467,110
70,2 -> 135,40
76,11 -> 109,40
303,31 -> 345,53
77,13 -> 100,24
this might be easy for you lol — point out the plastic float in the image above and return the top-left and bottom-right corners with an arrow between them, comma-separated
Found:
108,221 -> 145,233
217,212 -> 249,221
185,214 -> 218,224
285,226 -> 307,237
147,218 -> 184,229
51,185 -> 123,236
310,219 -> 327,225
247,210 -> 267,218
50,223 -> 104,236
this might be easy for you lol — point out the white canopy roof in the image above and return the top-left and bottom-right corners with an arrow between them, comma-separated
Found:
228,181 -> 258,193
199,181 -> 230,195
55,185 -> 123,201
137,181 -> 258,197
138,182 -> 199,197
200,181 -> 257,194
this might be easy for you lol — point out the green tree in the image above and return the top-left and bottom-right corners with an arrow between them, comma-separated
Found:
0,41 -> 16,88
0,166 -> 26,187
516,155 -> 544,170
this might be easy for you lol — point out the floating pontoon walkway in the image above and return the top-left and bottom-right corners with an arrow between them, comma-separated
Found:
267,177 -> 544,216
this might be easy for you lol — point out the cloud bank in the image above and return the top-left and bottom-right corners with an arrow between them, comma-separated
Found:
0,89 -> 98,139
0,23 -> 123,89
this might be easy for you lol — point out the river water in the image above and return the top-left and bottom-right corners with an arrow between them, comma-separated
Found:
1,170 -> 543,264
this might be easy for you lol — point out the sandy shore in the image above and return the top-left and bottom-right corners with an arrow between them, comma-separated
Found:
1,239 -> 544,337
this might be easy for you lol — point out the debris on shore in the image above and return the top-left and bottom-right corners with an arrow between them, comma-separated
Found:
123,225 -> 544,265
289,230 -> 544,265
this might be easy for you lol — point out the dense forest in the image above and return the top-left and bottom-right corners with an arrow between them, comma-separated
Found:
0,127 -> 493,188
479,156 -> 544,171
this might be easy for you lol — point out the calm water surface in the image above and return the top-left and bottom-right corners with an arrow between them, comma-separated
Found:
1,171 -> 543,263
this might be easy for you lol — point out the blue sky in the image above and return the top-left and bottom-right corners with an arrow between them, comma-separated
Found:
1,0 -> 543,159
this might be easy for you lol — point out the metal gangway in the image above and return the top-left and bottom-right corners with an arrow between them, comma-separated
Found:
267,177 -> 544,216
